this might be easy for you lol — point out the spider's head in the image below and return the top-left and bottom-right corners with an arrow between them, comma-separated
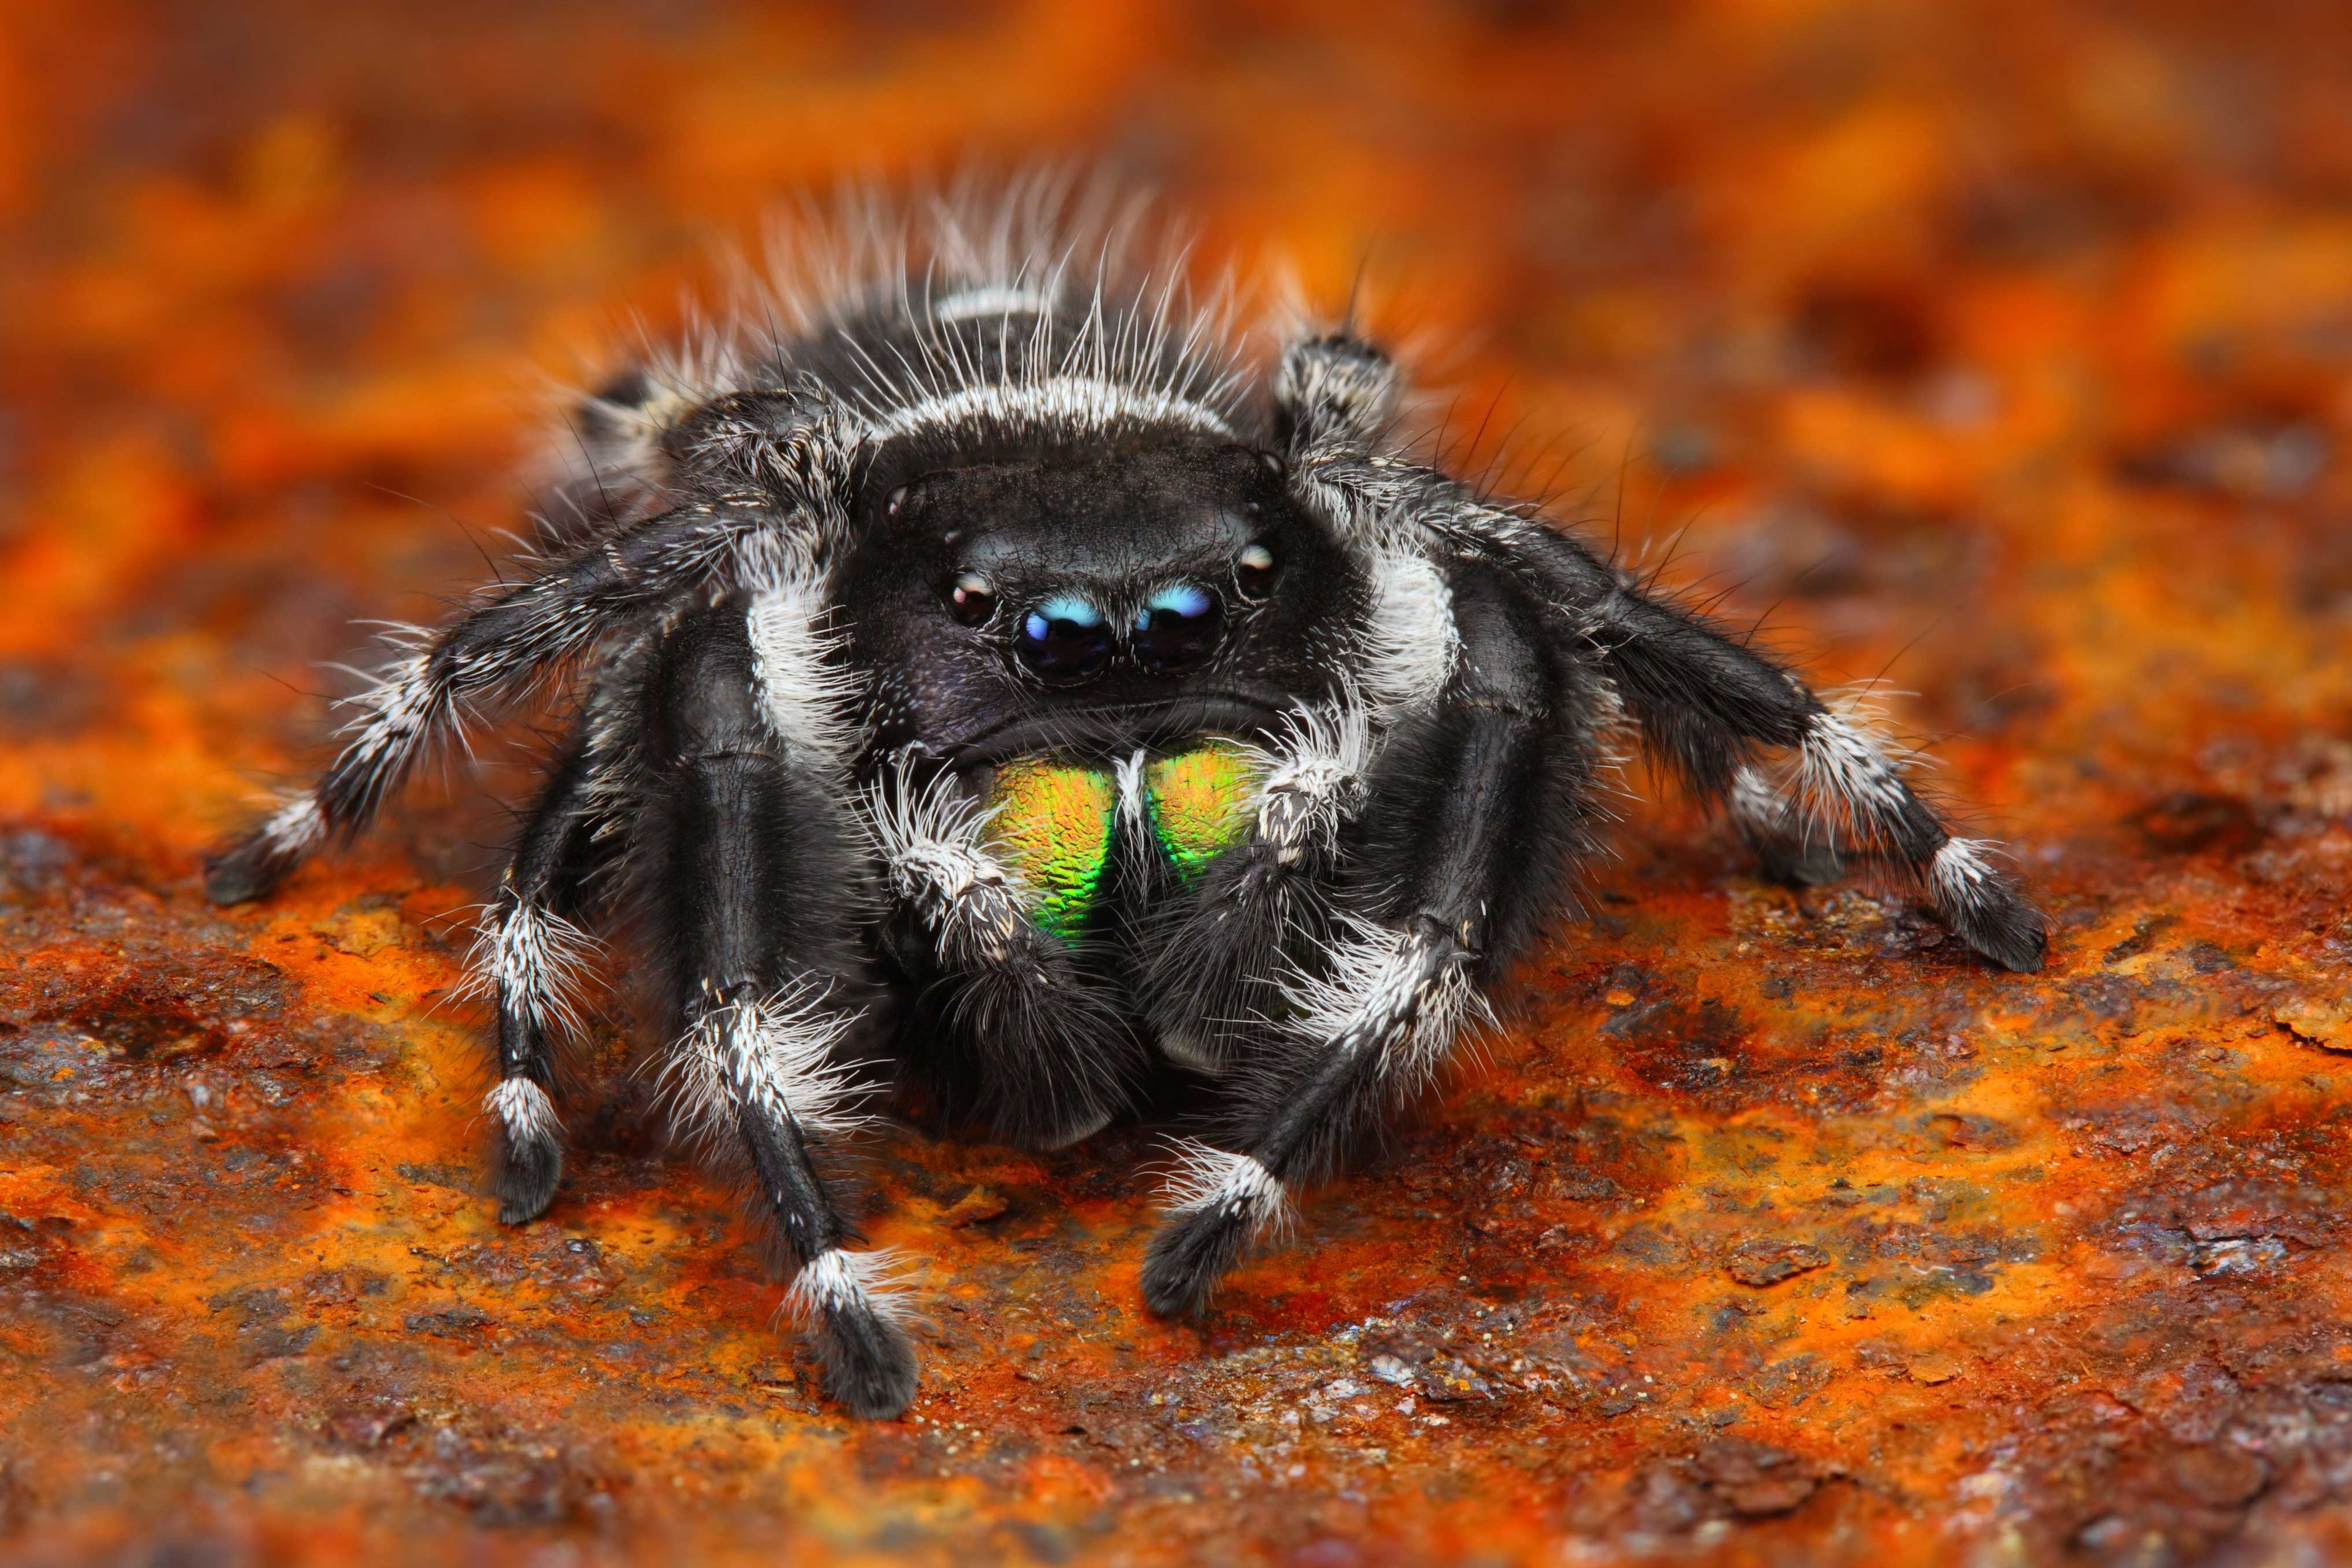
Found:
841,440 -> 1356,765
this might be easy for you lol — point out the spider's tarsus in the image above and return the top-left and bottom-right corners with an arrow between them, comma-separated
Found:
1139,1204 -> 1246,1319
490,1124 -> 563,1225
1752,837 -> 1843,889
1951,898 -> 2050,974
202,831 -> 291,905
811,1304 -> 919,1419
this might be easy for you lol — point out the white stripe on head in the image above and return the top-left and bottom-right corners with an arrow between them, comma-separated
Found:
866,376 -> 1236,444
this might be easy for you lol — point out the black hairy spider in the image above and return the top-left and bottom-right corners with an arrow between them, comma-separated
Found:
205,180 -> 2046,1419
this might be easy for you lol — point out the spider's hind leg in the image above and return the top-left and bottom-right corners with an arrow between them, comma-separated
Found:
474,730 -> 606,1224
1570,583 -> 2047,971
635,591 -> 915,1419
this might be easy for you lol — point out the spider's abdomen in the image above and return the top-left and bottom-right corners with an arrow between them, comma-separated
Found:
978,742 -> 1263,941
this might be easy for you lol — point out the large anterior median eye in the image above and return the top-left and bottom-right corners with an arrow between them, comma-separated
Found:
1016,594 -> 1113,681
1131,582 -> 1225,672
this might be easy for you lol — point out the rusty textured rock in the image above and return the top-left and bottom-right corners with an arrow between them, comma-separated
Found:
6,1 -> 2352,1563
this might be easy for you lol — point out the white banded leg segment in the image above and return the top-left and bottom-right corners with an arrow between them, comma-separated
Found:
1923,836 -> 2044,970
1281,916 -> 1487,1090
485,1077 -> 560,1145
1245,698 -> 1371,868
1160,1138 -> 1295,1244
1792,703 -> 1943,862
660,982 -> 874,1153
786,1246 -> 911,1326
468,897 -> 600,1047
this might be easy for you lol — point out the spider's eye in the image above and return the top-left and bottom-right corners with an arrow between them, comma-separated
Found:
948,572 -> 997,626
1016,594 -> 1113,682
1234,542 -> 1278,602
1131,582 -> 1225,673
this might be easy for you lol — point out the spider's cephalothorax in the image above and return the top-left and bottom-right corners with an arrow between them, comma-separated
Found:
205,183 -> 2047,1419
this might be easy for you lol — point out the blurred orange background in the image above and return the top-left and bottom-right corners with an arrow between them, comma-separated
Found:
3,2 -> 2352,1565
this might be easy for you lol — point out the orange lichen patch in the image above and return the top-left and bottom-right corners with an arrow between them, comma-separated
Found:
7,1 -> 2352,1565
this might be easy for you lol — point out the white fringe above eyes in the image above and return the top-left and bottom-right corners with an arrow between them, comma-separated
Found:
865,376 -> 1237,444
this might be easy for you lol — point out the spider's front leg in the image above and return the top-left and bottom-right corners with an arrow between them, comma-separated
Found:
1141,560 -> 1606,1316
635,589 -> 916,1419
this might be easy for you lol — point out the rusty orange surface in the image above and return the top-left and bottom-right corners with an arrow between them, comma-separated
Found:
5,2 -> 2352,1563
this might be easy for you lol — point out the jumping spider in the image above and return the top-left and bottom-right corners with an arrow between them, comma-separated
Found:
207,182 -> 2046,1418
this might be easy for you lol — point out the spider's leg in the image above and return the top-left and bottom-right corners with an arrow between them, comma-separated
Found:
202,504 -> 737,903
1141,559 -> 1606,1316
1558,576 -> 2044,971
862,766 -> 1140,1148
637,589 -> 915,1420
1273,328 -> 2044,972
475,727 -> 605,1225
206,388 -> 866,905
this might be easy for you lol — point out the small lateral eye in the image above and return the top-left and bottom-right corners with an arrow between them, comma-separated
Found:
886,483 -> 910,517
948,572 -> 996,626
1235,542 -> 1278,601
